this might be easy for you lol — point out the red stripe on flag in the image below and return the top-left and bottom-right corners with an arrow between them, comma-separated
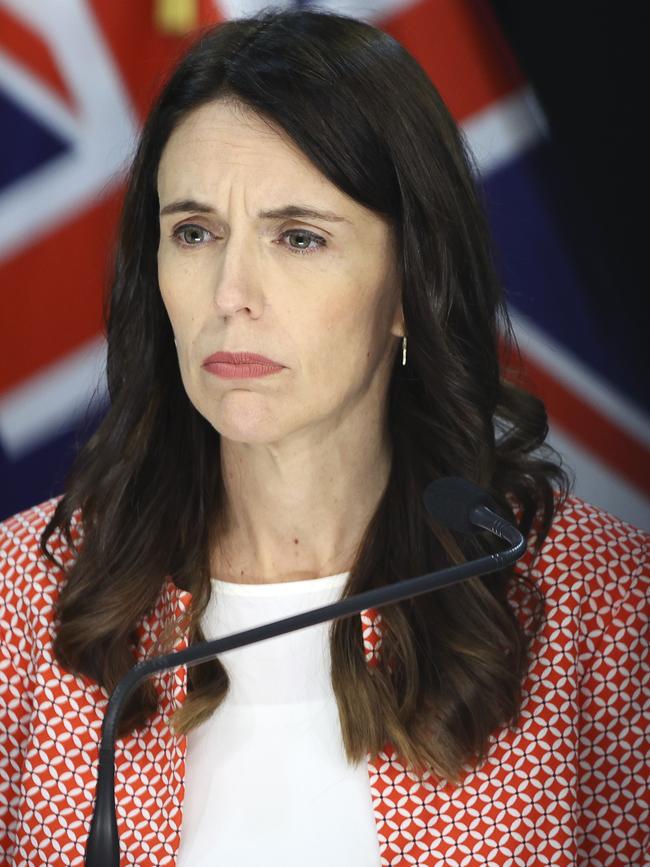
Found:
0,7 -> 76,111
91,0 -> 222,123
517,351 -> 650,499
379,0 -> 524,122
0,188 -> 123,392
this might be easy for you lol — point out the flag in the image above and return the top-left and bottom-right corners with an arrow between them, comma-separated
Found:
1,0 -> 648,528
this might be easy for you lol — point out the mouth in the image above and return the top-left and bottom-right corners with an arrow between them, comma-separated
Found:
202,351 -> 284,367
202,351 -> 286,380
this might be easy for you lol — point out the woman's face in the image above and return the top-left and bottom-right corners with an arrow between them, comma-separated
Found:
157,98 -> 404,445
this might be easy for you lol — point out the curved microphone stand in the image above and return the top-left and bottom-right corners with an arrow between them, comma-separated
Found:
84,478 -> 526,865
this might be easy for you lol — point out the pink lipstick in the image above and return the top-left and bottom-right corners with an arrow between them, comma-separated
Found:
202,351 -> 285,379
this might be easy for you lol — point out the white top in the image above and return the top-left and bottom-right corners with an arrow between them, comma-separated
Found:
176,571 -> 382,867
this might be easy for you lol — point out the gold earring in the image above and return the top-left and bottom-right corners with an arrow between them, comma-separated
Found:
402,335 -> 407,366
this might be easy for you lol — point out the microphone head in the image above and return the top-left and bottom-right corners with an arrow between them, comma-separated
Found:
422,476 -> 496,534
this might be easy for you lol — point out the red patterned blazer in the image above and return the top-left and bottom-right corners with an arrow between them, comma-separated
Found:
1,495 -> 648,866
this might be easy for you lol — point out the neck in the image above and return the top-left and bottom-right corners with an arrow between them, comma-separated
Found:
211,418 -> 392,584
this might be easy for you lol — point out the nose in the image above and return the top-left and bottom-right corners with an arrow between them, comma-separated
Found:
211,230 -> 265,319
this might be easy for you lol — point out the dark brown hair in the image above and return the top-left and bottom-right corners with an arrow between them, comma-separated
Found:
42,6 -> 569,783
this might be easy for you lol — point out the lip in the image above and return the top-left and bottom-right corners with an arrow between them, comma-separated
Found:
202,351 -> 284,367
202,350 -> 286,379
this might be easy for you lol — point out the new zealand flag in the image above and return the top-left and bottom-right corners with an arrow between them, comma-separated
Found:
1,0 -> 648,528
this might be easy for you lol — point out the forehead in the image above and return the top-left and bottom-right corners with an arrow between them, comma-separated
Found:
158,99 -> 333,198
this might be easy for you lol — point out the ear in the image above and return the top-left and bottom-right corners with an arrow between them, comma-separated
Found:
390,301 -> 405,338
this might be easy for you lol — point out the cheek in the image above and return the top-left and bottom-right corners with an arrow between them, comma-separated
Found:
322,282 -> 383,346
157,251 -> 177,314
157,256 -> 200,336
297,296 -> 371,379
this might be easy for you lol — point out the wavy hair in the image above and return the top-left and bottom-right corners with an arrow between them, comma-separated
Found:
42,6 -> 569,783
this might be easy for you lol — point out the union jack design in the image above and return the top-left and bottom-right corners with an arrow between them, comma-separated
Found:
1,0 -> 648,529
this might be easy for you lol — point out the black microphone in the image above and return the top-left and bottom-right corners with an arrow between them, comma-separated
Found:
84,478 -> 526,866
422,476 -> 522,546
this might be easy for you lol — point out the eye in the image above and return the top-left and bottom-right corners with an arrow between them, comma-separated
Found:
171,224 -> 213,246
170,223 -> 326,255
280,229 -> 326,256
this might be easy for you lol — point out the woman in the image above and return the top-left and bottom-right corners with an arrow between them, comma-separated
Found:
1,8 -> 647,866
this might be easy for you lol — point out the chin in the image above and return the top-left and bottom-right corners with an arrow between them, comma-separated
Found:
193,385 -> 308,445
207,410 -> 288,445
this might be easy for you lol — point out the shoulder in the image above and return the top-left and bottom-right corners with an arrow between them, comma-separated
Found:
514,494 -> 648,648
0,497 -> 81,628
529,494 -> 648,607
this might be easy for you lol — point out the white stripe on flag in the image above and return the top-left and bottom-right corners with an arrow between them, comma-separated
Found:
0,0 -> 139,263
0,336 -> 107,459
460,84 -> 548,178
510,309 -> 650,448
546,423 -> 650,531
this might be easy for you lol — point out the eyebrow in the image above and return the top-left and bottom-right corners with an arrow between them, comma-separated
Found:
159,199 -> 348,223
